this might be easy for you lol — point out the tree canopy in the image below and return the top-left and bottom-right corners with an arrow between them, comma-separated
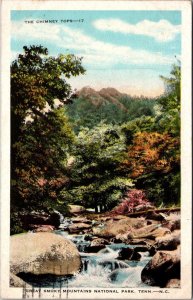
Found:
11,46 -> 181,234
11,46 -> 85,233
121,61 -> 181,206
156,61 -> 181,136
61,123 -> 133,212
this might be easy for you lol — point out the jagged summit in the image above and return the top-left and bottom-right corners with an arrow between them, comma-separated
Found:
78,86 -> 97,96
77,86 -> 128,109
66,85 -> 156,131
78,86 -> 125,97
99,87 -> 123,97
78,86 -> 106,106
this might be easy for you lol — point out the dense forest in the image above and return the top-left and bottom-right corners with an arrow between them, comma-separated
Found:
11,46 -> 180,234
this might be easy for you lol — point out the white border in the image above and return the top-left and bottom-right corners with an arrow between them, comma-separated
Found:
1,1 -> 192,299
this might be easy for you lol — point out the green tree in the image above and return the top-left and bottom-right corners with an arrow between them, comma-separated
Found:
124,131 -> 180,205
121,62 -> 181,206
159,62 -> 180,111
12,108 -> 75,211
63,123 -> 133,212
156,61 -> 181,135
121,116 -> 157,145
11,46 -> 85,233
11,45 -> 85,142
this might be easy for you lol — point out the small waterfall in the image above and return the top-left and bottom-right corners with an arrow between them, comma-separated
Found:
98,246 -> 120,259
67,234 -> 91,252
60,232 -> 152,288
53,210 -> 64,223
58,217 -> 72,230
109,266 -> 145,287
68,263 -> 114,288
107,251 -> 151,287
34,224 -> 154,288
122,266 -> 148,287
138,251 -> 149,259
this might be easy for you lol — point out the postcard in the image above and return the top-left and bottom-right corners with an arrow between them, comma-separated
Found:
0,0 -> 192,299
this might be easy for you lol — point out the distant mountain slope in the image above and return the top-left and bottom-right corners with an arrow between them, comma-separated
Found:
67,86 -> 157,132
77,86 -> 127,111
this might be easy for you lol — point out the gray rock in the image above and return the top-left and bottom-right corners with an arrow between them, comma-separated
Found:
68,205 -> 86,214
155,230 -> 180,251
117,247 -> 141,261
145,211 -> 166,221
92,217 -> 146,238
141,247 -> 180,287
71,217 -> 92,224
134,204 -> 155,212
68,223 -> 92,233
98,259 -> 129,271
10,232 -> 81,283
86,238 -> 110,253
164,214 -> 181,231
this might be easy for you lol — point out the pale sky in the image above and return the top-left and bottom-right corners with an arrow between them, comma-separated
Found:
11,10 -> 181,97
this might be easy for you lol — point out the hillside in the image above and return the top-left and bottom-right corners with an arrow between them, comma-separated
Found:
77,86 -> 128,111
66,86 -> 157,131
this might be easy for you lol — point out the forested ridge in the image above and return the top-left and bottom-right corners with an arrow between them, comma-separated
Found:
66,86 -> 157,131
11,46 -> 180,234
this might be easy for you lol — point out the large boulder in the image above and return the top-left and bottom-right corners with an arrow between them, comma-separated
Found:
86,238 -> 110,253
98,259 -> 129,271
92,217 -> 146,239
133,204 -> 155,212
141,247 -> 180,287
20,210 -> 61,230
71,217 -> 92,224
164,214 -> 181,231
155,230 -> 180,251
127,224 -> 170,240
117,247 -> 141,261
145,211 -> 166,221
68,205 -> 86,215
68,222 -> 92,234
10,232 -> 81,285
20,211 -> 50,229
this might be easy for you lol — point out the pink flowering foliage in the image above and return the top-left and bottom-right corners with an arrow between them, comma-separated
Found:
113,189 -> 152,215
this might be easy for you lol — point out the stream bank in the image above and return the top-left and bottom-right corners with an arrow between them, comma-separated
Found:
10,209 -> 181,289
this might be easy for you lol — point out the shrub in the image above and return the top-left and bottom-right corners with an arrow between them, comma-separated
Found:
112,189 -> 152,215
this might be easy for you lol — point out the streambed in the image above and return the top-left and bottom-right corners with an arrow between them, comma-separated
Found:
22,226 -> 152,288
57,231 -> 151,288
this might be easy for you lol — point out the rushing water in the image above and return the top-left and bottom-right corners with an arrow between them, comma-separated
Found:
20,217 -> 152,288
65,234 -> 151,288
70,249 -> 150,288
24,232 -> 151,288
